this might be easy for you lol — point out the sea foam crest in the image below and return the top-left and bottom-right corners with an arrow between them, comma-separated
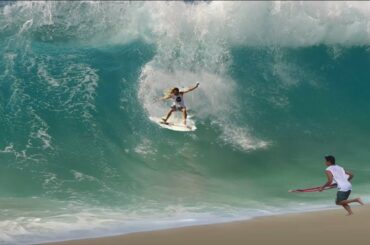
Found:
3,1 -> 370,46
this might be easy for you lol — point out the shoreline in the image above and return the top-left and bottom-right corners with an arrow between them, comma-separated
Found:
39,204 -> 368,245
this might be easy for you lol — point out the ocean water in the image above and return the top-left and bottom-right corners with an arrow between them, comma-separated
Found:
0,1 -> 370,244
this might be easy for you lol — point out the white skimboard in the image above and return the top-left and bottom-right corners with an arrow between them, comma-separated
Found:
149,116 -> 196,132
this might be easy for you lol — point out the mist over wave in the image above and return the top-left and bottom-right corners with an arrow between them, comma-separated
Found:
1,1 -> 370,244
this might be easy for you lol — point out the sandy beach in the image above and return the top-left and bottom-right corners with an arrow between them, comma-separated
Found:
41,204 -> 368,245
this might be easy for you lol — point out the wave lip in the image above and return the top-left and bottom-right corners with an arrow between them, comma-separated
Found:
3,2 -> 370,46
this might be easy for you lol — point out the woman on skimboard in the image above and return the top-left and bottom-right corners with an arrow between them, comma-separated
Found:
158,82 -> 199,126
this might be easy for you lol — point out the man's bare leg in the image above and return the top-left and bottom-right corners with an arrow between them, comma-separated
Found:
356,198 -> 365,205
339,198 -> 364,206
337,198 -> 364,215
342,204 -> 353,216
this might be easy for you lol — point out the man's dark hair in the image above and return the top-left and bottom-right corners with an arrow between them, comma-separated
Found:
325,155 -> 336,165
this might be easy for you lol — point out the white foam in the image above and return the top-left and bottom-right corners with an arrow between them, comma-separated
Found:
218,123 -> 270,152
29,112 -> 54,151
37,62 -> 60,87
134,138 -> 157,156
3,2 -> 370,46
138,65 -> 270,150
71,170 -> 98,182
138,66 -> 234,119
0,143 -> 15,154
136,2 -> 268,151
224,1 -> 370,47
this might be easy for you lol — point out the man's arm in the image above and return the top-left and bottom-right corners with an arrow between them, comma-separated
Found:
345,170 -> 354,181
182,82 -> 200,94
319,170 -> 333,192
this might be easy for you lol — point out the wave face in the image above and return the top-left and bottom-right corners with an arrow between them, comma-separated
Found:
1,1 -> 370,244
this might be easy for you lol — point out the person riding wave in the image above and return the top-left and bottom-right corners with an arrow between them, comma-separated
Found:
157,82 -> 199,126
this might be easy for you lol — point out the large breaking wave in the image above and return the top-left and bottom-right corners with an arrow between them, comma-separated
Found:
0,1 -> 370,244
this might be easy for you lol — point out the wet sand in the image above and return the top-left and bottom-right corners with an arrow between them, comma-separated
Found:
41,204 -> 368,245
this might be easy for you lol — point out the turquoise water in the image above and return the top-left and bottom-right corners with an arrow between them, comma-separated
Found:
1,1 -> 370,244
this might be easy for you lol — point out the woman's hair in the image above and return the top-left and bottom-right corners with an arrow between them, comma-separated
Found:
164,87 -> 179,97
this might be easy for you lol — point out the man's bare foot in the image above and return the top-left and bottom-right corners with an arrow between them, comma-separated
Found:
346,212 -> 354,216
356,198 -> 365,206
